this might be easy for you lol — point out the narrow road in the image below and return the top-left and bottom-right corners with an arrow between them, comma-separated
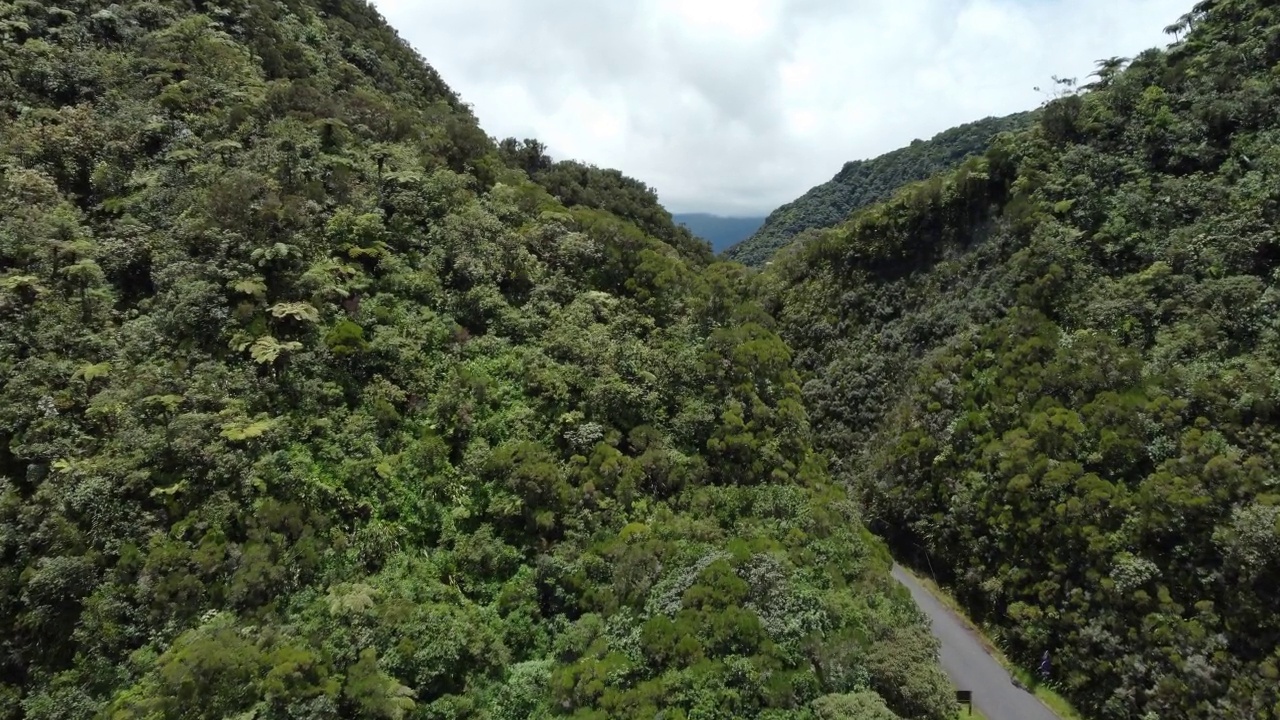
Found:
891,564 -> 1062,720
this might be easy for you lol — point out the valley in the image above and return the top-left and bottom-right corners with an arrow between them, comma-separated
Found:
0,0 -> 1277,718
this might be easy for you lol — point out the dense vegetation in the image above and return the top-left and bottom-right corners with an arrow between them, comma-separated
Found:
0,1 -> 954,719
11,0 -> 1278,718
766,0 -> 1280,717
671,214 -> 767,254
729,113 -> 1033,267
496,137 -> 714,263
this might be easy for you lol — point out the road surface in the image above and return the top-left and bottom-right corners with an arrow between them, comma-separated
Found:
891,564 -> 1062,720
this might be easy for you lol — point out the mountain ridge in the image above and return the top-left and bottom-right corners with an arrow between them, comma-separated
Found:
4,1 -> 1277,719
672,212 -> 767,253
728,112 -> 1036,266
766,1 -> 1280,716
0,1 -> 951,718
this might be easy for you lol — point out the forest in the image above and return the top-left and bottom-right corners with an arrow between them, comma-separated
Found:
726,113 -> 1033,268
0,0 -> 951,718
765,0 -> 1280,717
2,0 -> 1279,719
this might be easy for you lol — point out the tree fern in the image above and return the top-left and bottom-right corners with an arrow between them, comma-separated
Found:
72,361 -> 112,383
269,301 -> 320,323
230,276 -> 268,299
248,335 -> 303,364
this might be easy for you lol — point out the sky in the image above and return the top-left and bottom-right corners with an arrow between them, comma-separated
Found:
370,0 -> 1189,216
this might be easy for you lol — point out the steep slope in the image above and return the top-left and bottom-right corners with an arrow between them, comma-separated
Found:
729,112 -> 1034,267
0,1 -> 950,719
497,137 -> 715,262
766,1 -> 1280,718
672,213 -> 767,254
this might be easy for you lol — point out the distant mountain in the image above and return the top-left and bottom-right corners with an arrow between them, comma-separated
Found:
727,112 -> 1035,266
672,213 -> 767,253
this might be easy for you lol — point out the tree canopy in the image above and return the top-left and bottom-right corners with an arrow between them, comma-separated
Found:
7,0 -> 1279,718
0,1 -> 950,719
766,0 -> 1280,716
727,113 -> 1033,267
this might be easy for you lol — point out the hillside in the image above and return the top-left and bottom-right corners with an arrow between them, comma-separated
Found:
496,137 -> 715,262
672,213 -> 767,254
765,0 -> 1280,717
729,112 -> 1034,267
0,1 -> 949,719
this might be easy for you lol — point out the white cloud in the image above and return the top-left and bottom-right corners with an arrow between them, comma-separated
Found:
371,0 -> 1189,215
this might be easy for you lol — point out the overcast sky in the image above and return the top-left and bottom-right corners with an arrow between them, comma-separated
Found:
370,0 -> 1188,216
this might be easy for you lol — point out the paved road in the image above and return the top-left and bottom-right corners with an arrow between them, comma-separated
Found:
891,564 -> 1062,720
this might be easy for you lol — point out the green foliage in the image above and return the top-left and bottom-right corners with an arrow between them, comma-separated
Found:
324,319 -> 369,356
0,1 -> 946,719
247,335 -> 304,365
270,302 -> 321,324
497,138 -> 714,263
728,113 -> 1035,266
769,1 -> 1280,717
812,691 -> 902,720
